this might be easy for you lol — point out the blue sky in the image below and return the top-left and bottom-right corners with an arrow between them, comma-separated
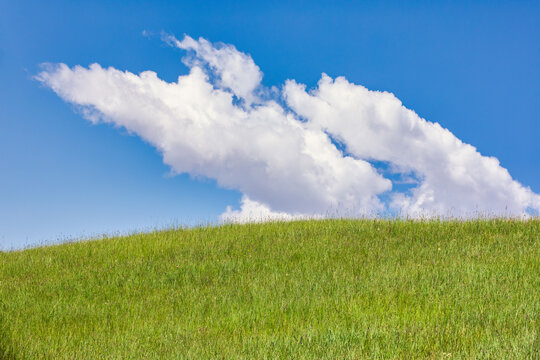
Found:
1,1 -> 539,249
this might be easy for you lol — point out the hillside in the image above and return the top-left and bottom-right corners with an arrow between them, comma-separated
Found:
1,219 -> 538,359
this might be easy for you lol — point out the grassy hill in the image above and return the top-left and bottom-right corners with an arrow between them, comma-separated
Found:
1,219 -> 538,359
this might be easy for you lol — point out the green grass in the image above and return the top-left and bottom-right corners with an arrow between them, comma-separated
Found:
0,219 -> 538,359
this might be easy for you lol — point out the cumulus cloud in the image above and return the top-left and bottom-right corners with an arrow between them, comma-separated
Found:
219,196 -> 317,223
283,75 -> 540,217
36,35 -> 540,220
163,33 -> 263,105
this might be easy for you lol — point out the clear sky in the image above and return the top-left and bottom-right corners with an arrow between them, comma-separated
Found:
1,0 -> 539,250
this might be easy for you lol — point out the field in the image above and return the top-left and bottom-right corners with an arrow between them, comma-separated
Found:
0,219 -> 538,359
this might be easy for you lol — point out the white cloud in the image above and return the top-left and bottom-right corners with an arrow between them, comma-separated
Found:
283,75 -> 540,217
36,35 -> 540,221
164,34 -> 263,105
219,196 -> 316,223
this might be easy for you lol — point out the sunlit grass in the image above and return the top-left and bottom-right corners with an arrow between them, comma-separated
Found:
1,219 -> 538,359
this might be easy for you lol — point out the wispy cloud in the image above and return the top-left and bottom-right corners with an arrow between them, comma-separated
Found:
36,35 -> 540,220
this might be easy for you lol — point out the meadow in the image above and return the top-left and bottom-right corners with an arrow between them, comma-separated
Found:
0,219 -> 538,359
